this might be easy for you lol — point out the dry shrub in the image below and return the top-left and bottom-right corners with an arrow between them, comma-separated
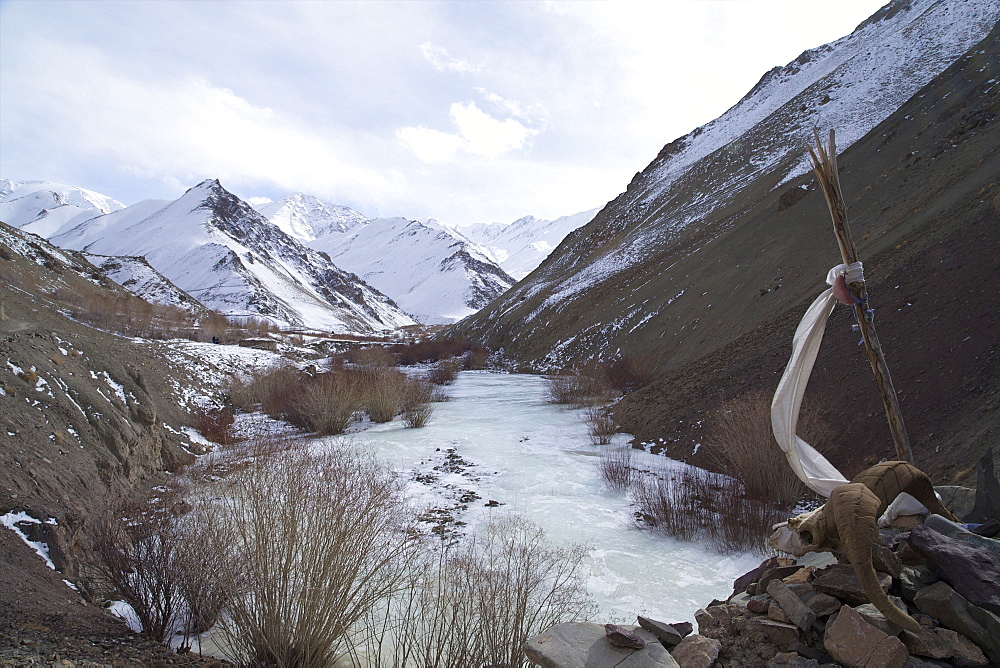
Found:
705,390 -> 830,507
601,355 -> 654,394
17,367 -> 39,385
391,338 -> 486,366
428,357 -> 461,386
353,515 -> 596,667
584,406 -> 616,445
402,377 -> 435,428
191,407 -> 237,445
86,499 -> 184,642
293,371 -> 364,435
632,466 -> 784,556
546,370 -> 611,408
348,346 -> 396,368
363,367 -> 407,423
206,441 -> 420,666
598,445 -> 634,492
462,345 -> 489,370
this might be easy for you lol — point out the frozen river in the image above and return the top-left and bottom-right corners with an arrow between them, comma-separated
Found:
337,371 -> 758,625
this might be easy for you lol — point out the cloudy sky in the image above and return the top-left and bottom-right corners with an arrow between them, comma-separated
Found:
0,0 -> 886,225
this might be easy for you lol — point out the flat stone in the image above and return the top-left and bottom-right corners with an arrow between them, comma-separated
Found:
907,524 -> 1000,615
854,602 -> 905,635
914,581 -> 1000,664
765,651 -> 819,668
812,564 -> 891,605
524,622 -> 679,668
872,543 -> 902,579
694,604 -> 745,635
899,565 -> 939,603
726,592 -> 752,608
823,604 -> 908,668
902,626 -> 988,665
637,616 -> 686,647
781,568 -> 812,585
786,584 -> 841,617
758,566 -> 802,594
670,634 -> 720,668
731,556 -> 791,597
767,579 -> 817,631
794,551 -> 838,569
752,618 -> 800,650
768,601 -> 792,624
606,623 -> 645,649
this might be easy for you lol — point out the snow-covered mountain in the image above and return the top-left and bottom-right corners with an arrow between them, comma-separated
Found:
255,195 -> 518,324
449,209 -> 599,280
253,193 -> 368,241
52,180 -> 415,333
453,0 -> 1000,367
81,253 -> 207,312
308,216 -> 515,325
0,179 -> 125,239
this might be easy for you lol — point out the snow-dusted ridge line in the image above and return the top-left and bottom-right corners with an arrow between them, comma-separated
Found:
521,0 -> 1000,314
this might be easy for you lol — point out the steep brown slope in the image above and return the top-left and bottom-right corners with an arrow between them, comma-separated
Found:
613,24 -> 999,480
0,224 -> 212,654
457,24 -> 999,481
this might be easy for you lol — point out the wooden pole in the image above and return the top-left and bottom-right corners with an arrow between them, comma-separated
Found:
807,129 -> 915,465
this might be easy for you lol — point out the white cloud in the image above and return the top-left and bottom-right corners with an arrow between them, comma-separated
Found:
419,42 -> 479,74
399,102 -> 537,163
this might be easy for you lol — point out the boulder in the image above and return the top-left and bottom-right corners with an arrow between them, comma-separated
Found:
731,556 -> 794,597
899,564 -> 939,603
637,616 -> 689,647
694,604 -> 746,635
823,604 -> 908,667
523,622 -> 678,668
901,626 -> 988,665
751,619 -> 800,650
767,601 -> 792,624
966,447 -> 1000,523
786,584 -> 841,617
907,524 -> 1000,615
766,579 -> 817,631
746,596 -> 771,615
765,652 -> 819,668
811,564 -> 891,605
854,602 -> 904,635
670,634 -> 720,668
914,581 -> 1000,664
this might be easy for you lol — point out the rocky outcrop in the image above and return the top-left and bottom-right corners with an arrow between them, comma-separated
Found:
523,519 -> 999,667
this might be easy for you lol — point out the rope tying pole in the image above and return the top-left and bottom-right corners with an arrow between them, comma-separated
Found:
807,129 -> 915,465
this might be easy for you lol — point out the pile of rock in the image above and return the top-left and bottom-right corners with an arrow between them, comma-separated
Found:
524,517 -> 999,667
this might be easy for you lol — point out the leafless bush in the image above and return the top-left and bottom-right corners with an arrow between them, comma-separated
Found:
206,441 -> 420,666
292,371 -> 364,435
598,445 -> 634,492
174,507 -> 233,639
353,515 -> 597,667
632,466 -> 783,556
462,345 -> 489,370
86,500 -> 184,642
401,377 -> 435,428
191,407 -> 237,445
704,390 -> 830,507
348,346 -> 397,368
547,370 -> 612,407
428,357 -> 461,386
364,367 -> 407,423
584,406 -> 616,445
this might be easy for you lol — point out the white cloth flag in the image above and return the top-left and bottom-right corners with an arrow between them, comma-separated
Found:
770,263 -> 856,497
771,262 -> 930,525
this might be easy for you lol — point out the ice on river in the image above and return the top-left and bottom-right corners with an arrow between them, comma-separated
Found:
330,371 -> 759,624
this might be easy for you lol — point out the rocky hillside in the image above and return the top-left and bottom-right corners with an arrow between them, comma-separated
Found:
451,2 -> 1000,482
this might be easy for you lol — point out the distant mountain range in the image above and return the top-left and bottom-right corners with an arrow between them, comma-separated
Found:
0,179 -> 595,329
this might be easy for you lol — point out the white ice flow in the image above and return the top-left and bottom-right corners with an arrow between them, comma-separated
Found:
337,371 -> 758,624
